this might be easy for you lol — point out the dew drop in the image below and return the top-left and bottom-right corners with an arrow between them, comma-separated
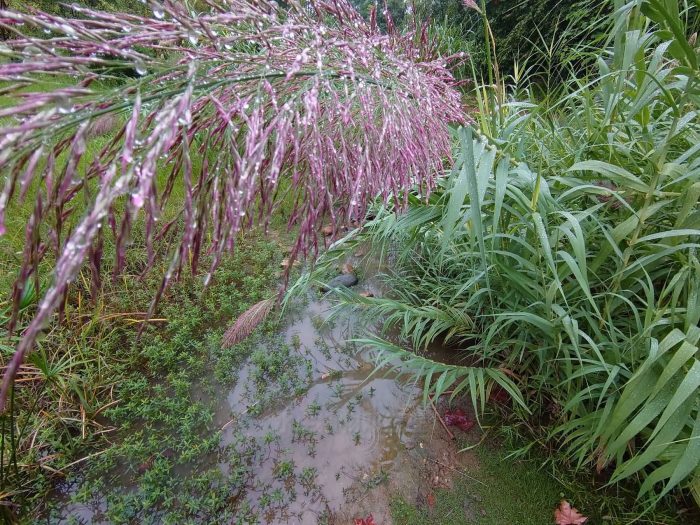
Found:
56,96 -> 72,114
135,61 -> 147,76
187,31 -> 199,45
60,24 -> 76,36
153,7 -> 165,19
132,193 -> 145,208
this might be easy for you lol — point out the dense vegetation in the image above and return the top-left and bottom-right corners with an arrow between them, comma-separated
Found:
416,0 -> 612,78
311,0 -> 700,516
0,0 -> 698,522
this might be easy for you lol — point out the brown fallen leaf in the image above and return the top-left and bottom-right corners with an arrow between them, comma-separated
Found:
359,291 -> 374,298
554,500 -> 588,525
322,225 -> 334,236
426,492 -> 436,508
341,262 -> 354,274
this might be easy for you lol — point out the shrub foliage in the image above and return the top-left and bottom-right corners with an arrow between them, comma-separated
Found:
323,0 -> 700,508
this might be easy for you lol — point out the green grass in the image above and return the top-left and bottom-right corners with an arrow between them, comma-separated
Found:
22,233 -> 290,523
390,444 -> 566,525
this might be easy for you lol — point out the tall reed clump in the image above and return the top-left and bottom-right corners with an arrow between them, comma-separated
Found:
319,0 -> 700,514
0,0 -> 465,409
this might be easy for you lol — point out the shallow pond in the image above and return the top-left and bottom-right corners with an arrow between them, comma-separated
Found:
51,270 -> 465,524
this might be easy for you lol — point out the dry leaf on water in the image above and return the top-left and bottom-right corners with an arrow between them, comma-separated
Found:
554,500 -> 588,525
222,298 -> 275,347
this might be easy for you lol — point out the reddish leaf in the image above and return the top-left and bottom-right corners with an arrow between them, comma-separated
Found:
354,515 -> 376,525
489,386 -> 510,404
443,408 -> 475,431
554,500 -> 588,525
426,492 -> 436,508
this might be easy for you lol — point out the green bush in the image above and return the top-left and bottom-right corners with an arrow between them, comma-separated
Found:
320,0 -> 700,513
417,0 -> 612,80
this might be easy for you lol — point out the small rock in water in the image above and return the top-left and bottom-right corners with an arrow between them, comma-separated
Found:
321,273 -> 358,292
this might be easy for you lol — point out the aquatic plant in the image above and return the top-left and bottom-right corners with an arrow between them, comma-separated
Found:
0,0 -> 465,409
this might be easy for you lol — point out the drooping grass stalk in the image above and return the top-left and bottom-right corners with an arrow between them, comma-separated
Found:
0,0 -> 467,411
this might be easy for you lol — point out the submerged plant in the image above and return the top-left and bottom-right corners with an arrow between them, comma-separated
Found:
0,0 -> 465,409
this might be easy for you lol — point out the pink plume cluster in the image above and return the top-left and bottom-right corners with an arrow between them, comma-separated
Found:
0,0 -> 465,410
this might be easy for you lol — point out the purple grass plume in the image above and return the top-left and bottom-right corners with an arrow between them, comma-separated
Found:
0,0 -> 466,411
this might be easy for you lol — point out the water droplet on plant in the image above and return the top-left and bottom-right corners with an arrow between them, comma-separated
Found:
60,24 -> 76,36
24,45 -> 41,56
187,31 -> 199,45
56,96 -> 72,114
132,193 -> 145,208
152,6 -> 165,19
135,61 -> 147,76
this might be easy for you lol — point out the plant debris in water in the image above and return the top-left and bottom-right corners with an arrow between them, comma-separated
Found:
354,514 -> 377,525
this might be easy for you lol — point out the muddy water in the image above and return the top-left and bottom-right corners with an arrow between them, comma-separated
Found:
53,269 -> 449,524
212,292 -> 430,524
